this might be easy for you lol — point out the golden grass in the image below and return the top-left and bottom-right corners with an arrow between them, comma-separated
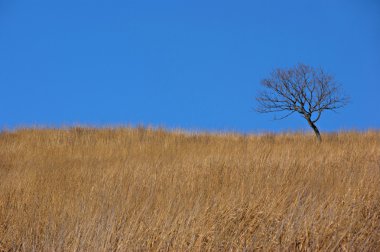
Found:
0,127 -> 379,251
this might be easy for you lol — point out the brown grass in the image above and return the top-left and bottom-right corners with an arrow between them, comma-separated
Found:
0,127 -> 379,251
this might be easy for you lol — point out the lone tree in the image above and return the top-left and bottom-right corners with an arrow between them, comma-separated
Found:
256,63 -> 349,141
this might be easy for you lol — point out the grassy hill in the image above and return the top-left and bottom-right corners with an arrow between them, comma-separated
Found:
0,128 -> 379,251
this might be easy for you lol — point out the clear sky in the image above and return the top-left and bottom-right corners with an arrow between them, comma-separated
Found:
1,0 -> 379,133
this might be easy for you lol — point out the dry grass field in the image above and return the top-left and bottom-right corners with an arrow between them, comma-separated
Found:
0,127 -> 379,251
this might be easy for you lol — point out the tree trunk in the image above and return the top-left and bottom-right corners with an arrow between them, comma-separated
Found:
306,119 -> 322,142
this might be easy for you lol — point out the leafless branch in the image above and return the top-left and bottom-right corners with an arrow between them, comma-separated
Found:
256,63 -> 349,141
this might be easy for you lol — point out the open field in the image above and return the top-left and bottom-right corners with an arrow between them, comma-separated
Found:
0,128 -> 379,251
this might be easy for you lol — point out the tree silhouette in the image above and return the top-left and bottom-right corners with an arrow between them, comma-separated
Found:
256,63 -> 349,141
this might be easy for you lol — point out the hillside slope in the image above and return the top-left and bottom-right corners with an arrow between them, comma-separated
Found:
0,128 -> 379,251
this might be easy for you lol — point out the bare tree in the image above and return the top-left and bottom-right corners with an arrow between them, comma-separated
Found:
256,63 -> 349,141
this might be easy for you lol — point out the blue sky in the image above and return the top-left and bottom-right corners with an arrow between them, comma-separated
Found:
1,0 -> 379,133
